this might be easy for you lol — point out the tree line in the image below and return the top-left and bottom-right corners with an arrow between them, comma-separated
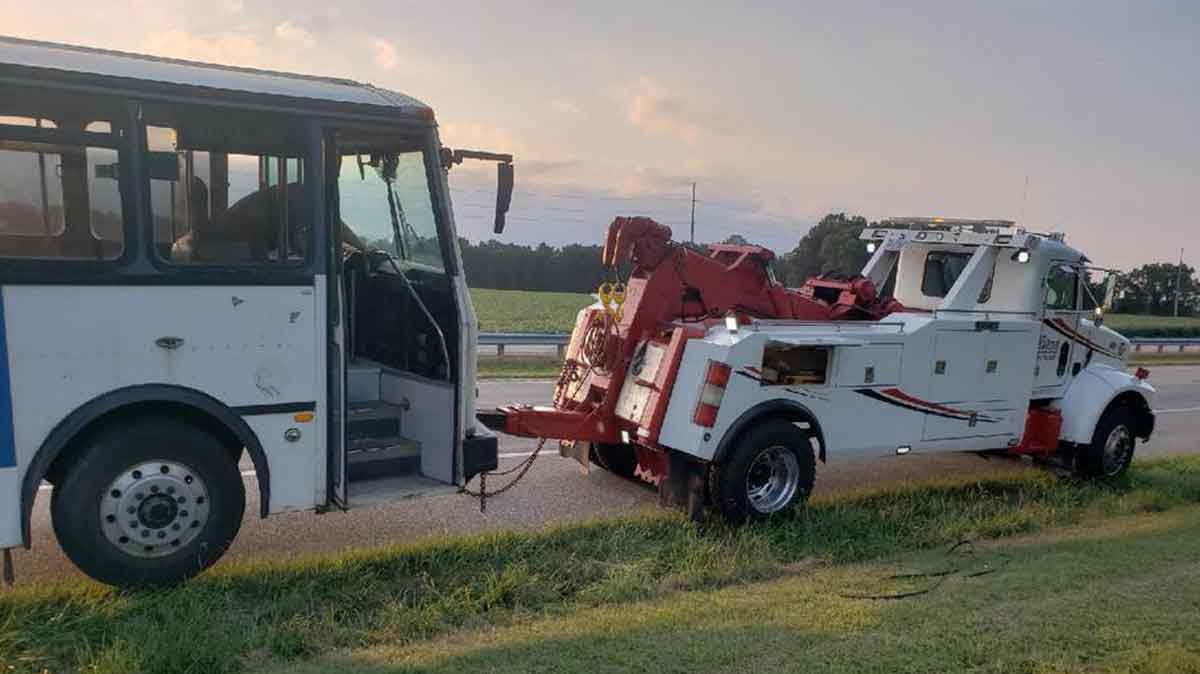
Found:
458,213 -> 1197,316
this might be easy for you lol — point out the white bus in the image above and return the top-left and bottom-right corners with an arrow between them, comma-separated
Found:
0,37 -> 511,587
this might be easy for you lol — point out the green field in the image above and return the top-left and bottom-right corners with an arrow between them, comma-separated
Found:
1105,313 -> 1200,337
470,288 -> 593,334
470,288 -> 1200,337
5,457 -> 1200,674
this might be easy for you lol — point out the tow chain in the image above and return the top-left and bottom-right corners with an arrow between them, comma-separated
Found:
460,438 -> 548,512
463,279 -> 624,513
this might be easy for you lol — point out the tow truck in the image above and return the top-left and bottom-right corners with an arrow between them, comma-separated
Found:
480,216 -> 1155,522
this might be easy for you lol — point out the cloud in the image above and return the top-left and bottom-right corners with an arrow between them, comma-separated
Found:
617,165 -> 697,195
372,38 -> 400,71
219,0 -> 244,15
521,159 -> 586,179
141,28 -> 262,66
440,121 -> 517,153
626,76 -> 711,145
273,21 -> 315,47
550,98 -> 582,115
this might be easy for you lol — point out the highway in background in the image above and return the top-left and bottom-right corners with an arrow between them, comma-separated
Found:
12,365 -> 1199,585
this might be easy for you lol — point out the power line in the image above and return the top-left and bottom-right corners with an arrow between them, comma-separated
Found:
451,185 -> 694,203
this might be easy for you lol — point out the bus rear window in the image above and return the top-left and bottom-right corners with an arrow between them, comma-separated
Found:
0,121 -> 124,260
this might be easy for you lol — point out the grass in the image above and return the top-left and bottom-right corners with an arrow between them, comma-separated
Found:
285,506 -> 1200,674
1105,313 -> 1200,336
476,356 -> 563,379
469,288 -> 592,334
4,457 -> 1200,674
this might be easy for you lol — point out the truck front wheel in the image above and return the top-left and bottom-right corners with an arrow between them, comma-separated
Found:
709,419 -> 816,524
51,419 -> 246,587
1076,405 -> 1137,478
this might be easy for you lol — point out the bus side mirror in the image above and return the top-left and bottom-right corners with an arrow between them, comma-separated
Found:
494,162 -> 514,234
442,148 -> 514,233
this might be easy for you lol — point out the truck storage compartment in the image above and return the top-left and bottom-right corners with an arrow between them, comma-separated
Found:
922,404 -> 1022,441
834,344 -> 901,387
759,342 -> 830,385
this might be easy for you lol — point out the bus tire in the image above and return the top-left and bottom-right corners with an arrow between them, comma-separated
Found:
709,419 -> 815,524
1076,404 -> 1137,479
591,442 -> 639,479
51,418 -> 245,587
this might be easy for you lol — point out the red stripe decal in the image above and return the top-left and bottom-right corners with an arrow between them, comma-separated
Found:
880,388 -> 971,417
1046,318 -> 1116,357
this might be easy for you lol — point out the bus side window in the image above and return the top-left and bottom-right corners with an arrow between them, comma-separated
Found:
0,105 -> 124,260
145,112 -> 309,265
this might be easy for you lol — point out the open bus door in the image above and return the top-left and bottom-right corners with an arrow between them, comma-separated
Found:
325,131 -> 348,508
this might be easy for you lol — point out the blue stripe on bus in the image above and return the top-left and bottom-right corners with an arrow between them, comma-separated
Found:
0,290 -> 14,469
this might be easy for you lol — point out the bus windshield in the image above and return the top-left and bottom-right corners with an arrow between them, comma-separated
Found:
338,150 -> 443,271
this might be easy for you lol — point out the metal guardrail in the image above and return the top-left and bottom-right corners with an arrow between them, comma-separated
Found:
479,333 -> 1200,356
479,332 -> 569,357
1131,338 -> 1200,353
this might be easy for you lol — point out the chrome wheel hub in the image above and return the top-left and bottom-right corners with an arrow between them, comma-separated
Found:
745,445 -> 801,514
1102,425 -> 1133,476
100,460 -> 210,558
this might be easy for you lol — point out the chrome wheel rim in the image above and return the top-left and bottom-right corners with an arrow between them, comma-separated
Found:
100,460 -> 210,558
1102,425 -> 1133,476
745,445 -> 801,514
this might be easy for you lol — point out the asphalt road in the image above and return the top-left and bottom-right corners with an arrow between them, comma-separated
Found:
12,366 -> 1200,586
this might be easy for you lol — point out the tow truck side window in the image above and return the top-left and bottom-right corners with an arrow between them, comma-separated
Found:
0,95 -> 125,260
921,250 -> 992,303
1045,265 -> 1079,311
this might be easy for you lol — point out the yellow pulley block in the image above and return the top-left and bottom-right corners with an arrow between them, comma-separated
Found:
597,281 -> 626,318
610,282 -> 626,307
598,282 -> 613,307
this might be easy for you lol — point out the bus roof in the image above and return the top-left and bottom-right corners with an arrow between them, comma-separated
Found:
0,35 -> 431,116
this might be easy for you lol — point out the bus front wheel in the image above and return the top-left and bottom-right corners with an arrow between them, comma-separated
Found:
51,419 -> 245,587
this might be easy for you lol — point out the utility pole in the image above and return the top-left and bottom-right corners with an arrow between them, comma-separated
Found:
689,182 -> 696,244
1175,247 -> 1185,317
1019,174 -> 1029,223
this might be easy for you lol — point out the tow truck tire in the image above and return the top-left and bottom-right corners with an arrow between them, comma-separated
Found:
591,442 -> 639,479
709,419 -> 816,524
1076,405 -> 1137,478
51,419 -> 245,588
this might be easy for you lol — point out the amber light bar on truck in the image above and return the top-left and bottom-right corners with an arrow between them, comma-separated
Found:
694,360 -> 732,427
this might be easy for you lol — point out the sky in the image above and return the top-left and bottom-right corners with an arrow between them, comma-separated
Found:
3,0 -> 1198,271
